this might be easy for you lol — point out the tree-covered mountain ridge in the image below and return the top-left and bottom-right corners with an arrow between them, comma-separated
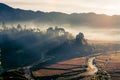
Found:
0,3 -> 120,28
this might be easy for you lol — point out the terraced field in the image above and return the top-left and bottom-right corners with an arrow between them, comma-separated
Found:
32,57 -> 87,79
32,51 -> 120,80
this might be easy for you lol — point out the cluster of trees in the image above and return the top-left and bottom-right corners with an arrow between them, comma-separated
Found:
0,23 -> 92,70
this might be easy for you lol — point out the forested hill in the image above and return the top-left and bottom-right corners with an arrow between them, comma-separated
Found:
0,25 -> 91,69
0,3 -> 120,28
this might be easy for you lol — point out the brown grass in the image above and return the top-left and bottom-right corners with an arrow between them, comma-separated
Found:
32,52 -> 120,80
32,57 -> 85,77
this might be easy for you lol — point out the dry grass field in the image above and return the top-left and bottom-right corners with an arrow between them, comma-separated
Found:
96,52 -> 120,80
32,52 -> 120,80
105,53 -> 120,80
32,57 -> 85,77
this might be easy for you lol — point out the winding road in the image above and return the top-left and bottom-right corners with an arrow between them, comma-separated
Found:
87,57 -> 98,75
57,57 -> 98,80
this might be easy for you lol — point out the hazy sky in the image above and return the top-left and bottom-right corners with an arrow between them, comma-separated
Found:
1,0 -> 120,15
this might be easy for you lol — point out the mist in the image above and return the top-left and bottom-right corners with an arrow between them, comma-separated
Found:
1,21 -> 120,41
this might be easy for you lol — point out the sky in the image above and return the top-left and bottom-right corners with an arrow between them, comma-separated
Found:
1,0 -> 120,15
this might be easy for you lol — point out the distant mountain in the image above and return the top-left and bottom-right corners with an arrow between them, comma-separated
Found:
0,3 -> 13,10
0,3 -> 120,28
